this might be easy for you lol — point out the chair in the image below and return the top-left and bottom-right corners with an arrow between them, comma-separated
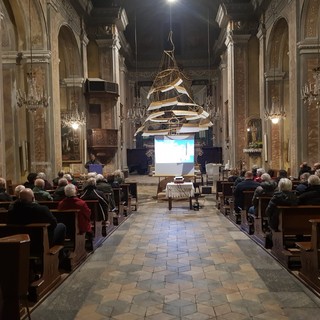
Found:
205,163 -> 219,186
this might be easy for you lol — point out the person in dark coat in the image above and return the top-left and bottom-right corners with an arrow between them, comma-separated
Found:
96,174 -> 116,210
233,171 -> 260,213
0,178 -> 12,202
298,175 -> 320,205
298,162 -> 312,177
295,172 -> 310,195
23,172 -> 37,189
266,178 -> 298,231
80,177 -> 109,220
52,178 -> 68,201
248,173 -> 277,216
8,188 -> 66,246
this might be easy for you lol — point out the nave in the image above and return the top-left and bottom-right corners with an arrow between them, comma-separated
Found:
31,177 -> 320,320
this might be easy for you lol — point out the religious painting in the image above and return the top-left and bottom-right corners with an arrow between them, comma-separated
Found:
61,126 -> 81,162
247,118 -> 262,148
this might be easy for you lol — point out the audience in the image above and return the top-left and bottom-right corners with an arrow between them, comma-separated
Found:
8,188 -> 66,246
266,178 -> 298,231
37,172 -> 53,190
53,171 -> 64,187
52,178 -> 68,201
275,169 -> 288,184
248,173 -> 276,216
227,169 -> 239,183
254,168 -> 265,183
298,175 -> 320,205
80,177 -> 109,220
58,184 -> 91,235
33,178 -> 53,201
233,171 -> 260,213
295,172 -> 310,195
298,162 -> 311,177
24,172 -> 37,189
95,174 -> 116,210
0,178 -> 12,201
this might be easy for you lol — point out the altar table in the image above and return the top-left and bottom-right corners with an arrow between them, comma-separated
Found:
165,182 -> 195,210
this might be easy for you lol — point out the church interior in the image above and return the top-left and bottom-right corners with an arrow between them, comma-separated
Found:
2,0 -> 320,319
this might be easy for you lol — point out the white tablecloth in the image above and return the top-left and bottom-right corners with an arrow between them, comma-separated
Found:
165,182 -> 195,198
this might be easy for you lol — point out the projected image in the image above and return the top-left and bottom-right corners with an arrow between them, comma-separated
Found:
155,135 -> 195,175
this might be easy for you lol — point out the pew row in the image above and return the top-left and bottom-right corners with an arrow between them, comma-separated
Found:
0,234 -> 30,320
296,219 -> 320,294
240,190 -> 255,234
0,223 -> 63,302
51,210 -> 88,270
271,206 -> 320,269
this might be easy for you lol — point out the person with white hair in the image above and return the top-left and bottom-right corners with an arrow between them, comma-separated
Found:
266,178 -> 298,231
37,172 -> 53,190
80,177 -> 109,220
298,175 -> 320,205
58,184 -> 91,234
248,173 -> 277,216
254,168 -> 265,183
0,177 -> 12,201
52,178 -> 68,201
33,178 -> 53,201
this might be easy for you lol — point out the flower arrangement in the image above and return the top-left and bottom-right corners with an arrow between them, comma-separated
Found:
248,141 -> 263,149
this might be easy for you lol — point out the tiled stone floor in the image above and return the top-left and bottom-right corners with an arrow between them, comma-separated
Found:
32,176 -> 320,319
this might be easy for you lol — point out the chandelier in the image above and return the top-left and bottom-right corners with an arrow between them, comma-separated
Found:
301,31 -> 320,107
17,0 -> 49,112
204,12 -> 219,122
265,5 -> 286,124
127,13 -> 148,125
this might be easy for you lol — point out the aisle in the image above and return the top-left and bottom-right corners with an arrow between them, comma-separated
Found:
32,183 -> 320,320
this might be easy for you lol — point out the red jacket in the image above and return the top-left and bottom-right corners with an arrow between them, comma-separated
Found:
58,197 -> 91,234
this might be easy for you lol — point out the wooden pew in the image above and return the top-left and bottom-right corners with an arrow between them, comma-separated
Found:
240,190 -> 255,234
84,200 -> 106,250
51,210 -> 87,271
0,201 -> 12,210
128,182 -> 138,211
271,206 -> 320,269
296,219 -> 320,294
0,234 -> 30,320
0,223 -> 63,302
219,182 -> 234,215
216,180 -> 223,209
120,183 -> 132,216
113,187 -> 124,217
250,196 -> 272,247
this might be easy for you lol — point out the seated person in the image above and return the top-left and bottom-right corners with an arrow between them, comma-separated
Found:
248,173 -> 277,216
96,174 -> 116,210
266,178 -> 298,231
113,170 -> 125,185
298,175 -> 320,205
234,170 -> 246,186
254,168 -> 265,183
8,188 -> 65,246
0,178 -> 13,202
53,171 -> 64,187
8,185 -> 25,210
80,177 -> 109,220
37,172 -> 53,190
33,178 -> 53,201
275,169 -> 288,185
52,178 -> 68,201
298,162 -> 311,176
233,171 -> 260,213
227,169 -> 239,182
23,172 -> 37,189
58,184 -> 91,235
295,172 -> 310,195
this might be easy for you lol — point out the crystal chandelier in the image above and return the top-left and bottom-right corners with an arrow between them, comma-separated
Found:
265,95 -> 286,124
61,77 -> 86,130
265,5 -> 286,124
301,32 -> 320,107
127,12 -> 147,125
17,0 -> 49,112
204,12 -> 219,122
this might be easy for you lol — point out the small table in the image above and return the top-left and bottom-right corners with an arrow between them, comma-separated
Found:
166,182 -> 195,210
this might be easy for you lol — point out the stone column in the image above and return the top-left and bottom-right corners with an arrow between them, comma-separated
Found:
225,26 -> 251,169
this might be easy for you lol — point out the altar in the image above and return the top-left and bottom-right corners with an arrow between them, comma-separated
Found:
165,182 -> 195,210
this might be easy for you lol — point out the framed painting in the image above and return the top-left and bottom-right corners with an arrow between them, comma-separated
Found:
61,126 -> 82,162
